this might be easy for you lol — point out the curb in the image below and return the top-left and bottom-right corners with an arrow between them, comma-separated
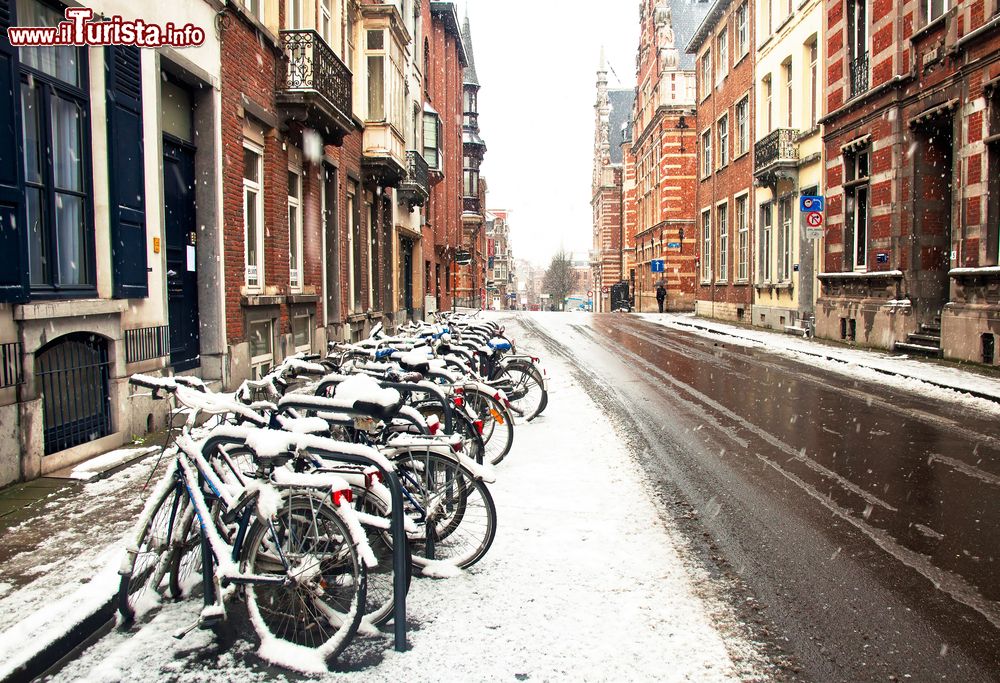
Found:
657,316 -> 1000,406
1,596 -> 115,683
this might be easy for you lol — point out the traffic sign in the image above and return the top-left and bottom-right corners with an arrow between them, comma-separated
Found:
650,259 -> 665,273
602,286 -> 609,293
806,212 -> 823,227
666,242 -> 681,249
800,195 -> 825,212
587,290 -> 593,297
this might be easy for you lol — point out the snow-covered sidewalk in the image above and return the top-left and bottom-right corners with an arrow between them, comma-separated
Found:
638,312 -> 1000,415
28,316 -> 765,682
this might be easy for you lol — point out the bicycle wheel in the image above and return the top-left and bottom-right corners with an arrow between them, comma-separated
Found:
355,490 -> 412,626
413,400 -> 486,465
242,491 -> 366,666
500,361 -> 547,422
118,471 -> 186,625
464,390 -> 514,466
393,450 -> 497,569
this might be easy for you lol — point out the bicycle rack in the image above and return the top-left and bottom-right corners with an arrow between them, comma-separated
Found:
312,377 -> 452,434
199,433 -> 410,652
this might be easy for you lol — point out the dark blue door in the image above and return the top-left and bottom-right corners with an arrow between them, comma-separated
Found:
163,137 -> 200,371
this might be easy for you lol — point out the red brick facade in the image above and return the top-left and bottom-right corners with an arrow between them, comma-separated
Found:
819,0 -> 1000,363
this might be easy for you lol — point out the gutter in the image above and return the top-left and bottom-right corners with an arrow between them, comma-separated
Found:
955,14 -> 1000,49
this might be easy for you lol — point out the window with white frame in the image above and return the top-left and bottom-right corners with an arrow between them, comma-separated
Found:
736,2 -> 749,57
764,0 -> 772,36
736,96 -> 749,156
346,7 -> 357,72
925,0 -> 946,22
718,113 -> 729,167
347,187 -> 360,313
784,60 -> 793,128
718,203 -> 729,281
700,48 -> 711,100
845,148 -> 870,270
423,111 -> 441,170
809,40 -> 818,128
287,0 -> 302,28
760,202 -> 773,282
291,313 -> 312,353
778,196 -> 792,281
701,209 -> 712,281
242,0 -> 265,21
736,195 -> 749,281
717,29 -> 728,83
288,168 -> 302,290
702,129 -> 712,178
366,28 -> 405,131
243,144 -> 264,289
763,75 -> 773,132
249,319 -> 274,379
321,0 -> 333,45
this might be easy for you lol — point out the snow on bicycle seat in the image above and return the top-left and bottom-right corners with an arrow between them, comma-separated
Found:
488,338 -> 512,351
391,349 -> 432,370
333,374 -> 404,422
276,415 -> 330,435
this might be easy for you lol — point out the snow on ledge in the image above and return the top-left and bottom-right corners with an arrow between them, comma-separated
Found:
949,266 -> 1000,276
818,270 -> 903,279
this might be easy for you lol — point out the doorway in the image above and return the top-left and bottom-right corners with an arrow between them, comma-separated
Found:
163,136 -> 200,371
913,116 -> 954,321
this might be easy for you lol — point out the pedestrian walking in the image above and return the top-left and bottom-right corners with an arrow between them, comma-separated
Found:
655,284 -> 666,313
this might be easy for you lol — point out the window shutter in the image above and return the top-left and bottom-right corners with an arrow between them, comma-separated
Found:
0,0 -> 29,303
106,45 -> 148,299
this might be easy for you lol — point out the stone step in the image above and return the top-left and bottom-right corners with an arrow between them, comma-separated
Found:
907,333 -> 941,344
894,341 -> 943,358
920,323 -> 942,334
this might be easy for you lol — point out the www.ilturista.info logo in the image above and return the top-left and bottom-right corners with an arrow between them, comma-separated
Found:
7,8 -> 205,48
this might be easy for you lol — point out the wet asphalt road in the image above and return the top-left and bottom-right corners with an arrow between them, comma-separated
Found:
519,313 -> 1000,683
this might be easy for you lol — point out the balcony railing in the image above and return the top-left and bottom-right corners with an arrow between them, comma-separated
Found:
754,128 -> 799,175
398,150 -> 430,210
277,29 -> 353,142
463,196 -> 481,214
850,52 -> 869,98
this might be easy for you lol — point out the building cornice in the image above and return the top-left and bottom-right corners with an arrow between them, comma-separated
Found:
687,0 -> 735,53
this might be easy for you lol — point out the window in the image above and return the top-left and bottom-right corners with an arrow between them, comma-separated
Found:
717,29 -> 728,83
763,76 -> 773,132
778,196 -> 792,281
243,144 -> 264,289
367,30 -> 385,120
736,96 -> 749,156
760,202 -> 773,282
347,186 -> 362,313
848,0 -> 869,95
736,2 -> 749,57
786,0 -> 793,21
291,314 -> 312,353
987,96 -> 1000,265
765,0 -> 773,36
737,195 -> 749,281
845,149 -> 871,270
321,0 -> 332,44
700,49 -> 711,100
287,0 -> 302,28
346,8 -> 356,71
925,0 -> 946,23
702,129 -> 712,178
464,155 -> 480,198
784,61 -> 793,128
701,210 -> 712,281
718,203 -> 729,281
809,41 -> 818,128
249,320 -> 274,379
423,111 -> 441,170
288,168 -> 302,290
242,0 -> 265,21
367,194 -> 376,310
19,0 -> 92,293
718,114 -> 729,167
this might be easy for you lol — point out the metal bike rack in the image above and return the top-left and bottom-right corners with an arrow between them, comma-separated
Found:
199,434 -> 410,652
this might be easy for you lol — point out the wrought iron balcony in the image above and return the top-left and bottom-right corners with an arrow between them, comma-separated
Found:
398,151 -> 430,210
463,196 -> 481,214
754,128 -> 799,179
277,30 -> 353,145
850,52 -> 869,98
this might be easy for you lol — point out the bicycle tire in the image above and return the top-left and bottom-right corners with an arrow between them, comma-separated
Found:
500,361 -> 547,422
413,400 -> 486,465
392,450 -> 497,569
242,491 -> 366,666
355,490 -> 413,626
464,390 -> 514,466
118,471 -> 186,625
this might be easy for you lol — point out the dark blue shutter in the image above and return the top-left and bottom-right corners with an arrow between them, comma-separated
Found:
0,0 -> 29,303
106,45 -> 147,298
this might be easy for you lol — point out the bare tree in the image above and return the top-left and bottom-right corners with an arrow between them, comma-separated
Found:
543,250 -> 572,311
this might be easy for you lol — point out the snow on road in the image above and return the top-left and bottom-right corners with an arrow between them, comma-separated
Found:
38,315 -> 765,682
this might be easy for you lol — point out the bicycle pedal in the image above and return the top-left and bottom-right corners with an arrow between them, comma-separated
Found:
172,621 -> 199,640
198,604 -> 226,629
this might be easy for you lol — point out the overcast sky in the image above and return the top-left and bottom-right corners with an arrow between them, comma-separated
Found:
466,0 -> 639,269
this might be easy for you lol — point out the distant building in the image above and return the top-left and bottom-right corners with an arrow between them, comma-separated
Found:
591,50 -> 634,312
486,210 -> 514,309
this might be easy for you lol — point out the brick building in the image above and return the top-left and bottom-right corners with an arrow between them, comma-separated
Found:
591,51 -> 633,312
818,0 -> 1000,365
456,12 -> 487,309
688,0 -> 757,322
627,0 -> 707,312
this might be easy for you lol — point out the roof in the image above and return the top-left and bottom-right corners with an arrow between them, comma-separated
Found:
608,89 -> 635,164
430,2 -> 468,66
685,0 -> 732,53
462,16 -> 479,87
669,0 -> 712,69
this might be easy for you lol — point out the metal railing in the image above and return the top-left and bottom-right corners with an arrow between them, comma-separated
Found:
36,334 -> 112,455
125,325 -> 170,364
278,29 -> 352,121
850,52 -> 869,97
404,151 -> 429,193
754,128 -> 799,172
0,342 -> 22,388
